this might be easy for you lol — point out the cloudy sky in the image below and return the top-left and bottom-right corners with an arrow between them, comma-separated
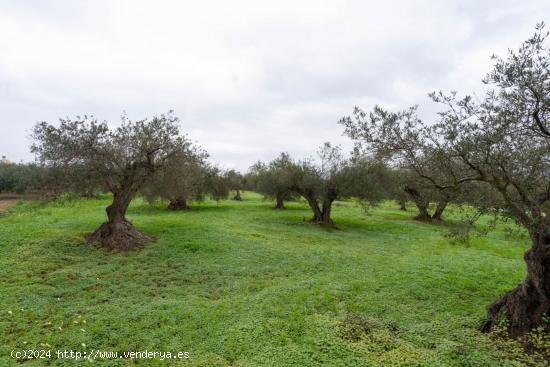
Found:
1,1 -> 548,170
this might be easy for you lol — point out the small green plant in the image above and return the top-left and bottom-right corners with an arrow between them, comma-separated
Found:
445,224 -> 473,246
445,213 -> 479,246
476,216 -> 498,237
338,314 -> 374,341
503,225 -> 529,241
446,212 -> 500,246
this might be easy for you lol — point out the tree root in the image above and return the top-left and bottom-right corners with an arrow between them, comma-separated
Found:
413,214 -> 432,222
86,220 -> 152,251
168,199 -> 190,210
481,280 -> 550,337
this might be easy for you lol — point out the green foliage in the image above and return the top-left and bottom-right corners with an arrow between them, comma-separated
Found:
0,162 -> 42,194
31,111 -> 193,199
249,152 -> 296,204
0,193 -> 543,366
140,145 -> 209,206
225,170 -> 244,191
204,166 -> 231,201
445,222 -> 474,247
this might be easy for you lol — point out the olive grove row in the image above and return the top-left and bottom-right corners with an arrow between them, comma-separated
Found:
1,24 -> 549,340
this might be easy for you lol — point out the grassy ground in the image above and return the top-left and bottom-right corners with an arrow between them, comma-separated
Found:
0,192 -> 542,366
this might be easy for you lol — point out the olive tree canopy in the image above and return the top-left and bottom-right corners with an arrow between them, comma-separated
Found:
141,144 -> 209,210
31,111 -> 193,250
226,169 -> 245,201
250,152 -> 296,209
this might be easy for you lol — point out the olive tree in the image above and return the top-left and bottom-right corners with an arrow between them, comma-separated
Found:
141,145 -> 208,210
205,166 -> 231,201
31,111 -> 192,250
341,107 -> 465,222
285,143 -> 388,225
250,152 -> 296,209
340,24 -> 550,337
401,167 -> 460,221
226,170 -> 244,201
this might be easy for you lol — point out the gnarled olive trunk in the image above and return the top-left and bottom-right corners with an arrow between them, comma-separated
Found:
275,192 -> 286,209
317,189 -> 338,226
305,195 -> 323,222
321,198 -> 335,226
291,186 -> 336,225
404,186 -> 431,221
86,189 -> 151,251
233,189 -> 242,201
432,199 -> 448,221
481,229 -> 550,337
168,197 -> 190,210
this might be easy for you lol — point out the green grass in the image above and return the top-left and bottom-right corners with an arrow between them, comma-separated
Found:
0,192 -> 538,366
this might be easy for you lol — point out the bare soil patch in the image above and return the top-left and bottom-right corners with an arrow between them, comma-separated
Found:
0,194 -> 36,212
0,199 -> 18,212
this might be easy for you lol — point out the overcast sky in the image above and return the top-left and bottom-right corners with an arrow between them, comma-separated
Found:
1,1 -> 548,170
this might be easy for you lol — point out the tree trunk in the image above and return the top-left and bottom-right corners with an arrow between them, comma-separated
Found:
398,199 -> 407,211
481,229 -> 550,337
304,194 -> 323,222
275,193 -> 286,209
432,200 -> 448,221
405,186 -> 432,221
414,205 -> 432,221
321,198 -> 335,226
86,190 -> 151,251
233,189 -> 242,201
168,197 -> 190,210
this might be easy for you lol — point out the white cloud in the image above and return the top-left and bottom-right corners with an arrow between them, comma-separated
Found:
0,0 -> 548,170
